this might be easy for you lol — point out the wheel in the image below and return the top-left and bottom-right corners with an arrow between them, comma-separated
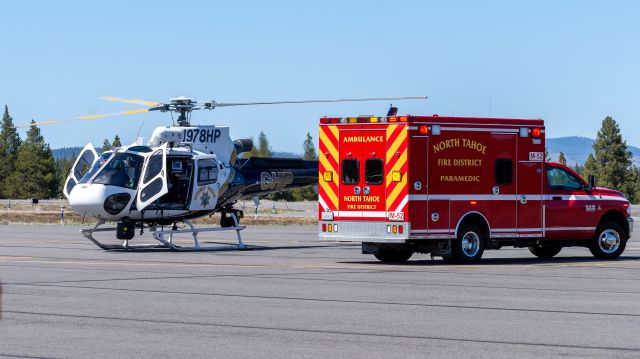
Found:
528,244 -> 562,258
447,223 -> 485,263
373,247 -> 413,263
589,221 -> 627,259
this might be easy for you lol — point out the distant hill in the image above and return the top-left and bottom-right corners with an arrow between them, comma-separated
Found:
547,136 -> 640,166
272,151 -> 300,158
52,146 -> 83,160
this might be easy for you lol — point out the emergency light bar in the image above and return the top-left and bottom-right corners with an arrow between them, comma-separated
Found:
320,116 -> 410,124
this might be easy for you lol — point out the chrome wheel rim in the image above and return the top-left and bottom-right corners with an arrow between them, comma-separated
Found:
598,229 -> 621,254
461,231 -> 480,257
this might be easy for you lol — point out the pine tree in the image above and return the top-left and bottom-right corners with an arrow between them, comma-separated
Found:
4,121 -> 58,199
558,152 -> 567,165
102,139 -> 111,152
302,132 -> 317,160
592,116 -> 634,192
112,135 -> 122,148
582,153 -> 598,184
545,147 -> 551,162
55,156 -> 75,198
256,131 -> 272,157
0,106 -> 22,197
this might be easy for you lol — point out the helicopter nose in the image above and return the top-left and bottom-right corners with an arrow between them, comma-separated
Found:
68,184 -> 108,216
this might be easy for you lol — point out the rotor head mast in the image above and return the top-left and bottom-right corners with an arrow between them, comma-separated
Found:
148,96 -> 199,126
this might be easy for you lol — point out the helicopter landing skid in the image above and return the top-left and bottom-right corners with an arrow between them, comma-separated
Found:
81,216 -> 247,251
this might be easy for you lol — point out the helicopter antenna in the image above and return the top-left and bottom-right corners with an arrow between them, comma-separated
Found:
135,119 -> 145,139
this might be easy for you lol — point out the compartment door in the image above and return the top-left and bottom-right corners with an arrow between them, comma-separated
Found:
137,144 -> 169,210
518,158 -> 544,237
63,143 -> 98,199
489,134 -> 517,235
362,127 -> 388,220
338,127 -> 363,219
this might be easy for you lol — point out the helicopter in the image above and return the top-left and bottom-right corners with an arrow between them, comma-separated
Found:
19,95 -> 426,251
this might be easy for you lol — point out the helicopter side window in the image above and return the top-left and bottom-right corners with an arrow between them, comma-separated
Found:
92,153 -> 144,190
73,149 -> 97,180
144,150 -> 163,184
79,152 -> 113,184
198,159 -> 219,185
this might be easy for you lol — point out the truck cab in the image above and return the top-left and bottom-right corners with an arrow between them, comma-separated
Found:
318,115 -> 633,263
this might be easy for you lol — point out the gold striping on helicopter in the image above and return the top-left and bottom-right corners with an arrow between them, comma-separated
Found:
14,109 -> 150,128
100,96 -> 161,107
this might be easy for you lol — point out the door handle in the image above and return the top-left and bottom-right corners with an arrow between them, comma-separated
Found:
552,196 -> 562,200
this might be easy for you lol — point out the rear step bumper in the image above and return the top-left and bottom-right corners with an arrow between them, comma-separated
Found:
319,221 -> 409,243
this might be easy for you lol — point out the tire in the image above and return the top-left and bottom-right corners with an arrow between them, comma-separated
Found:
447,223 -> 485,263
528,244 -> 562,258
589,221 -> 627,259
374,247 -> 413,263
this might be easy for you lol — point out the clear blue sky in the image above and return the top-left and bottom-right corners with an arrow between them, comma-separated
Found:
1,0 -> 639,153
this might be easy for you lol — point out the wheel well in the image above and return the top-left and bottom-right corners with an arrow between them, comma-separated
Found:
598,210 -> 629,238
456,212 -> 490,242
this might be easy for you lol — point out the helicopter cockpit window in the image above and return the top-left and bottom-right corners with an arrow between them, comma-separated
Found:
92,153 -> 144,190
198,159 -> 219,185
79,152 -> 112,184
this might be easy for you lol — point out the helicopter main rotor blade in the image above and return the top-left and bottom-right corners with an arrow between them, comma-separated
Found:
209,96 -> 427,107
14,109 -> 149,128
100,96 -> 162,107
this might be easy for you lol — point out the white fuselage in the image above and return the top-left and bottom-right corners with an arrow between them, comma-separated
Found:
65,125 -> 236,222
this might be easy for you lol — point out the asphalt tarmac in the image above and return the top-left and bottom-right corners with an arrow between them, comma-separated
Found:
1,224 -> 639,358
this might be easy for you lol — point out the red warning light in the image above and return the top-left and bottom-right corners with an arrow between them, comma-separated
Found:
532,128 -> 541,138
419,125 -> 429,135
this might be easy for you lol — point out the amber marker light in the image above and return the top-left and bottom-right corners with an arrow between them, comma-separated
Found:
469,201 -> 478,205
392,171 -> 402,182
323,171 -> 333,182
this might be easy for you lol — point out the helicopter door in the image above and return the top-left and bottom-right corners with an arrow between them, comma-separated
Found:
137,143 -> 169,210
63,143 -> 98,199
189,156 -> 219,211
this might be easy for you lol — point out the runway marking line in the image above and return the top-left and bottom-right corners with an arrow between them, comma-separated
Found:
1,256 -> 640,272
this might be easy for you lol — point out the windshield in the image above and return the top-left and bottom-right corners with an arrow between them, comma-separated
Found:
92,153 -> 144,189
78,152 -> 113,184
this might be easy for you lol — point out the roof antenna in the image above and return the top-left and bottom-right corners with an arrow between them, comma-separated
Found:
387,104 -> 398,117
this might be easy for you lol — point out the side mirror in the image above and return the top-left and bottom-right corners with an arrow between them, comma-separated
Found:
587,175 -> 595,190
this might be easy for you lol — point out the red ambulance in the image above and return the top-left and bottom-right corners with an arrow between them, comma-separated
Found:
318,115 -> 633,263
